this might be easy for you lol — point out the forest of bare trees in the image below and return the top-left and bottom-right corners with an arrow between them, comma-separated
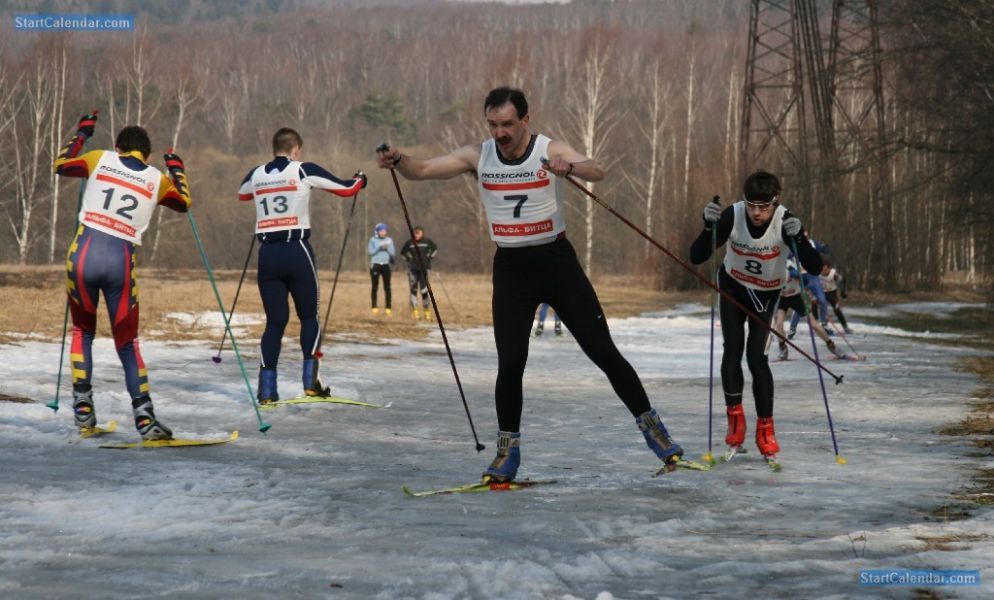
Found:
0,0 -> 989,296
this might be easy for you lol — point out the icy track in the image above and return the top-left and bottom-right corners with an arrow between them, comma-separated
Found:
1,303 -> 991,599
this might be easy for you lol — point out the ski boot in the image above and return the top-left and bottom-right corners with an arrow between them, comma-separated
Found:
534,322 -> 544,337
482,431 -> 520,483
756,416 -> 780,457
412,307 -> 421,320
385,308 -> 393,317
132,396 -> 172,441
636,409 -> 683,464
787,328 -> 797,340
257,367 -> 279,405
844,326 -> 853,335
303,358 -> 331,397
725,403 -> 746,448
823,323 -> 834,336
554,321 -> 562,336
72,383 -> 96,430
371,307 -> 379,316
777,342 -> 789,361
423,307 -> 433,321
826,340 -> 847,360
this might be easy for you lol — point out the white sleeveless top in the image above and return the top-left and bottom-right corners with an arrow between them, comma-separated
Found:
781,257 -> 802,297
820,268 -> 838,292
78,152 -> 163,245
477,134 -> 565,247
249,160 -> 312,234
722,201 -> 789,290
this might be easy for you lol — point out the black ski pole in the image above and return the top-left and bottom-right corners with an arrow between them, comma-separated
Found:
548,159 -> 844,385
314,189 -> 360,359
212,236 -> 255,363
377,143 -> 485,452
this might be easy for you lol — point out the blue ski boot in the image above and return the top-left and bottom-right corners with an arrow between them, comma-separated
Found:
303,358 -> 331,397
132,396 -> 172,441
72,383 -> 96,430
482,431 -> 520,483
636,409 -> 683,463
258,367 -> 279,405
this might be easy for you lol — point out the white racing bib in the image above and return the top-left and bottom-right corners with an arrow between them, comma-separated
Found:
722,202 -> 789,290
820,268 -> 838,292
78,152 -> 162,245
250,160 -> 311,234
478,134 -> 565,246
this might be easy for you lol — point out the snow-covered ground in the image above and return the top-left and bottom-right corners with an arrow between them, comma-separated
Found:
1,303 -> 991,599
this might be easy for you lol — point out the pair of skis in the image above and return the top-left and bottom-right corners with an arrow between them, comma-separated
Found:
716,445 -> 782,472
77,421 -> 239,449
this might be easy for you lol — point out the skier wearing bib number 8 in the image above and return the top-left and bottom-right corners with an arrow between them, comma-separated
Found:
54,114 -> 191,440
690,171 -> 822,464
239,127 -> 366,405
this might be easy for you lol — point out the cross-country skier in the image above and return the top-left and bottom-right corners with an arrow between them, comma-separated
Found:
400,225 -> 438,320
238,127 -> 366,404
533,303 -> 562,337
819,259 -> 852,334
367,223 -> 395,316
54,112 -> 190,440
690,171 -> 823,462
376,87 -> 687,482
773,258 -> 847,361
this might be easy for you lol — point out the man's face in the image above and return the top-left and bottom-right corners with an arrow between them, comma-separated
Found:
821,264 -> 830,275
745,200 -> 775,227
414,230 -> 424,241
486,103 -> 529,155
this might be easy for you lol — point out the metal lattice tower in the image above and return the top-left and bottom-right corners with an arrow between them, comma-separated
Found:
740,0 -> 890,285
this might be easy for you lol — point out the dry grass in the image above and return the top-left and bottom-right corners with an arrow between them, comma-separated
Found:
0,265 -> 690,344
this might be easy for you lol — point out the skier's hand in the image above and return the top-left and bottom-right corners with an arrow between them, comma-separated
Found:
783,216 -> 802,238
702,199 -> 721,225
163,149 -> 186,174
76,110 -> 99,138
375,143 -> 402,169
353,170 -> 368,189
380,241 -> 389,249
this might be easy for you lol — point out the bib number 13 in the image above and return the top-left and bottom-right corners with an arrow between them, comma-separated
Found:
505,194 -> 527,218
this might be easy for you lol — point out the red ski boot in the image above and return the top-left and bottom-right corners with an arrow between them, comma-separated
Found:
756,416 -> 780,457
725,404 -> 746,448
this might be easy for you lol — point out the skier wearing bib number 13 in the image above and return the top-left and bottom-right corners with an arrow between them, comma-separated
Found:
376,86 -> 689,482
690,171 -> 822,465
239,128 -> 366,405
53,112 -> 191,440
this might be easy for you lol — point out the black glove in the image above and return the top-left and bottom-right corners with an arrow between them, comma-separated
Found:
163,149 -> 185,174
77,111 -> 98,138
353,170 -> 368,189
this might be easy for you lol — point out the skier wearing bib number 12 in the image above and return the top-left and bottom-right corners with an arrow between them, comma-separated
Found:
376,87 -> 689,482
54,112 -> 191,440
690,171 -> 822,464
238,127 -> 366,405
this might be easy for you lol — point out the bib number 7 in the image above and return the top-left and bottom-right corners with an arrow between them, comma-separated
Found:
505,194 -> 527,218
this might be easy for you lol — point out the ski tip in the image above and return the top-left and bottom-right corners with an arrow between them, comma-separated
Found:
401,485 -> 415,497
836,455 -> 847,465
231,431 -> 240,441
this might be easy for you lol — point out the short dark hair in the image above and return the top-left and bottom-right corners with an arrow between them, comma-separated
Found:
272,128 -> 303,155
413,226 -> 424,234
115,126 -> 151,159
743,170 -> 781,203
484,87 -> 528,119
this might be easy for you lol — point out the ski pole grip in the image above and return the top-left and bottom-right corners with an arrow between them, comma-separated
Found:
375,142 -> 390,153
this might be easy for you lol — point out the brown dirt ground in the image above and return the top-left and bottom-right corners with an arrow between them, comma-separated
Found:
0,265 -> 701,344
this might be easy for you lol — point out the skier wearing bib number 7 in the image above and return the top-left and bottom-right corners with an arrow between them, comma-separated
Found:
54,114 -> 191,440
690,171 -> 822,463
238,128 -> 366,405
376,87 -> 688,482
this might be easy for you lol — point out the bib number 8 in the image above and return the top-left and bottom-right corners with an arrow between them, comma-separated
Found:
744,259 -> 763,275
